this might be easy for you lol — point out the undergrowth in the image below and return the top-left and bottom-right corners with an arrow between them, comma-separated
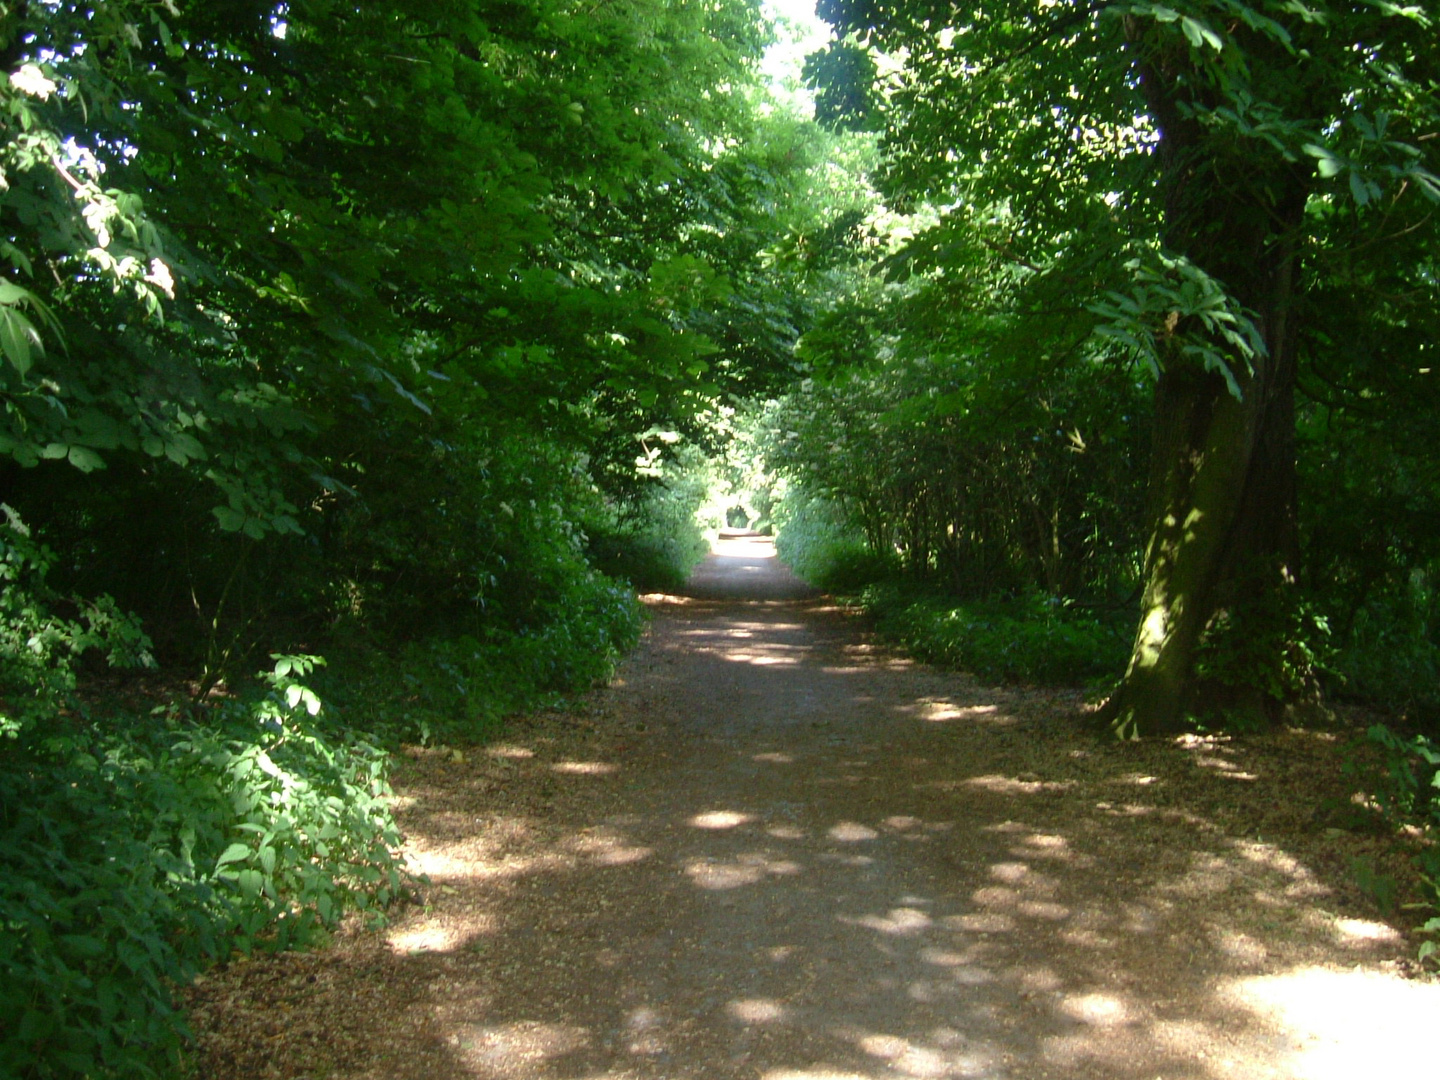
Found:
586,452 -> 710,593
0,507 -> 647,1078
773,490 -> 1129,686
860,583 -> 1132,686
1330,583 -> 1440,721
773,491 -> 897,592
0,657 -> 404,1080
318,572 -> 644,747
1347,723 -> 1440,961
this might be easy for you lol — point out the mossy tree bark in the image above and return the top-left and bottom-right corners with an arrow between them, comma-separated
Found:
1101,332 -> 1300,738
1100,27 -> 1308,738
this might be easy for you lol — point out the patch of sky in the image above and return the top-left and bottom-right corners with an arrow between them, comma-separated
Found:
760,0 -> 833,115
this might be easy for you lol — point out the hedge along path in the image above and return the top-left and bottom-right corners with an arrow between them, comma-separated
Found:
188,535 -> 1439,1079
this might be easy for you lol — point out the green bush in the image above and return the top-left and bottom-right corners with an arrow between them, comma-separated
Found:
1330,581 -> 1440,718
1192,566 -> 1335,715
0,658 -> 405,1080
321,570 -> 644,746
773,490 -> 897,591
0,508 -> 154,738
1354,724 -> 1440,961
586,451 -> 710,592
0,515 -> 406,1079
861,583 -> 1132,685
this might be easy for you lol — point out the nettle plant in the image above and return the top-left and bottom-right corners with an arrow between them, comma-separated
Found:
0,524 -> 407,1080
1,649 -> 408,1079
197,655 -> 405,947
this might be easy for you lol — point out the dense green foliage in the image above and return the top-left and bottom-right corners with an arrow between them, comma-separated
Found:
779,0 -> 1439,732
3,0 -> 1440,1061
0,1 -> 858,1075
861,584 -> 1131,687
769,307 -> 1150,599
586,446 -> 712,593
1353,724 -> 1440,957
773,489 -> 898,593
0,533 -> 402,1078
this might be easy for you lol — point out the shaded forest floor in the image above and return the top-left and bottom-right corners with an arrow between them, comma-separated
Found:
188,536 -> 1437,1079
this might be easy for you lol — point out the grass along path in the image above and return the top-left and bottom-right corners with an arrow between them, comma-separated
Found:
187,535 -> 1437,1079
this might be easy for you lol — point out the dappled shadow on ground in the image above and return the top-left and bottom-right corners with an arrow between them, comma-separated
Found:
187,543 -> 1438,1080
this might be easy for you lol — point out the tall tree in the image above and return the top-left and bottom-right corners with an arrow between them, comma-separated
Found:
1,0 -> 800,664
811,0 -> 1440,735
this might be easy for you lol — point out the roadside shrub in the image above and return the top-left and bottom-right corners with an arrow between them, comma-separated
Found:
0,656 -> 404,1080
1192,566 -> 1335,717
1354,724 -> 1440,960
0,515 -> 405,1079
587,451 -> 710,592
861,584 -> 1131,685
1329,580 -> 1440,720
0,507 -> 154,737
774,490 -> 897,591
321,570 -> 643,746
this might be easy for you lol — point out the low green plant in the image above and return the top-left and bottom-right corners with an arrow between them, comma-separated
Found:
861,584 -> 1132,685
1352,724 -> 1440,962
1193,571 -> 1334,711
586,450 -> 710,592
773,491 -> 897,591
1366,723 -> 1440,824
1348,855 -> 1399,917
0,537 -> 407,1080
1329,580 -> 1440,718
321,571 -> 643,747
0,506 -> 154,739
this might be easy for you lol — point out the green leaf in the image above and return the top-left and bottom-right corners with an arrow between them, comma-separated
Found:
216,842 -> 251,867
1349,169 -> 1372,206
67,445 -> 106,472
164,431 -> 205,465
212,506 -> 245,531
1304,143 -> 1344,178
60,933 -> 107,958
0,306 -> 37,376
1180,16 -> 1224,50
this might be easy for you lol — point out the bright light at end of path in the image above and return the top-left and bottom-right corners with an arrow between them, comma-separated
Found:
710,535 -> 779,559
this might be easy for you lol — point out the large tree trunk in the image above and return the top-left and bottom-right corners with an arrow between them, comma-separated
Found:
1100,28 -> 1307,738
1100,314 -> 1299,738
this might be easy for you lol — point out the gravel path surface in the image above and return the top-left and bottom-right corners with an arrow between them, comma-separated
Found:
188,535 -> 1437,1080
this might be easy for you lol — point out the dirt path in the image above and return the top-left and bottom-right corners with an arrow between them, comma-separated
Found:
190,536 -> 1437,1079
